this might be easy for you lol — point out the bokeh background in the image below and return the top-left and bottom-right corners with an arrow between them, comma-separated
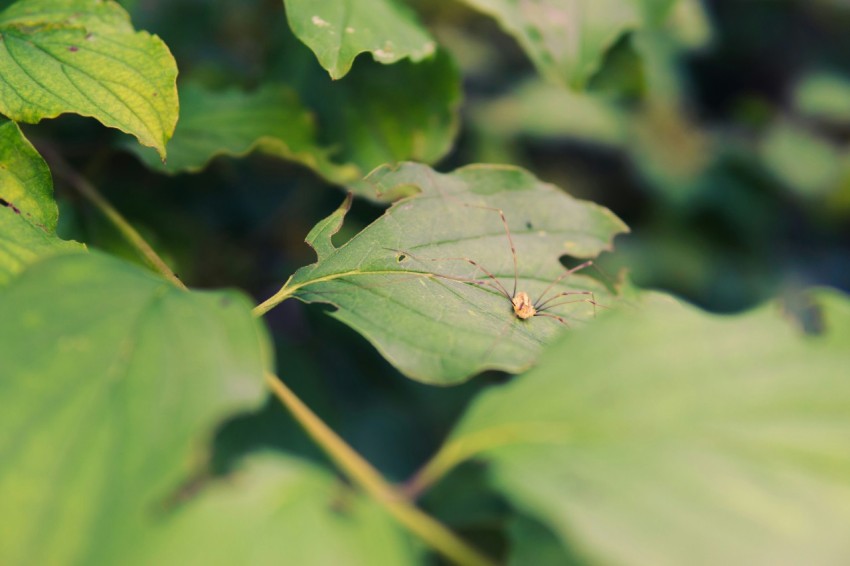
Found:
30,0 -> 850,559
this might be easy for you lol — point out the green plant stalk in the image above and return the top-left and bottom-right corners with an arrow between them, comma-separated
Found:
254,279 -> 297,316
264,372 -> 497,566
44,148 -> 187,290
403,440 -> 476,501
404,422 -> 573,499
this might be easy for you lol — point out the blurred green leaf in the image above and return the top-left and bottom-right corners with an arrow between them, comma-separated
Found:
135,454 -> 417,565
276,162 -> 627,385
794,72 -> 850,124
472,79 -> 625,144
458,0 -> 677,88
270,18 -> 460,187
128,83 -> 359,183
508,515 -> 583,566
0,119 -> 84,284
305,51 -> 461,184
0,252 -> 270,565
155,43 -> 460,189
626,104 -> 713,201
0,0 -> 178,158
665,0 -> 711,47
760,119 -> 844,199
283,0 -> 436,79
438,290 -> 850,564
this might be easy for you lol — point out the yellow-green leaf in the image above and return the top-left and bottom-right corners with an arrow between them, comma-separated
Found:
0,117 -> 55,227
0,0 -> 178,158
0,118 -> 84,284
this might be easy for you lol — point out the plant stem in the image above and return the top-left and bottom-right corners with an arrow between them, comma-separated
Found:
403,447 -> 464,501
44,148 -> 187,290
253,283 -> 294,316
404,422 -> 574,500
263,372 -> 497,566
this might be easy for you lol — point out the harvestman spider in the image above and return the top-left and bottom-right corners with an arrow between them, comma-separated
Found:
390,201 -> 602,326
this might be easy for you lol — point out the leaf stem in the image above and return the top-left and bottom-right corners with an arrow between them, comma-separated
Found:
403,445 -> 466,501
43,147 -> 187,290
404,422 -> 574,500
253,281 -> 295,316
263,372 -> 497,566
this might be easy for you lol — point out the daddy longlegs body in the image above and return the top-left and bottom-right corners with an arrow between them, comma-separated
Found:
389,200 -> 602,327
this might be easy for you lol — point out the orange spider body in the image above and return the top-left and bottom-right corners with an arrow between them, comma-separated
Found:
511,291 -> 537,320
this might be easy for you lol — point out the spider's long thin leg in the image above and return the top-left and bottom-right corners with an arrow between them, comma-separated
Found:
538,296 -> 605,318
533,260 -> 594,309
536,290 -> 596,311
456,203 -> 520,298
534,312 -> 571,327
385,247 -> 512,300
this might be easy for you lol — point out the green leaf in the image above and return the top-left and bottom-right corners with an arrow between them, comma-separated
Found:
0,205 -> 84,284
0,252 -> 271,565
283,0 -> 436,79
275,162 -> 627,385
471,78 -> 625,145
458,0 -> 676,87
294,51 -> 461,187
459,0 -> 639,87
128,82 -> 359,183
0,117 -> 55,227
133,48 -> 460,189
0,0 -> 178,158
135,454 -> 417,565
268,24 -> 460,188
0,118 -> 84,284
663,0 -> 711,47
794,72 -> 850,124
439,291 -> 850,564
760,119 -> 844,199
508,515 -> 583,566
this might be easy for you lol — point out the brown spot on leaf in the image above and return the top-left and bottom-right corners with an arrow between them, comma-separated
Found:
0,198 -> 21,214
69,45 -> 78,52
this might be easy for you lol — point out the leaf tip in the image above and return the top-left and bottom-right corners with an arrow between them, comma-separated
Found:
303,193 -> 353,261
341,190 -> 354,213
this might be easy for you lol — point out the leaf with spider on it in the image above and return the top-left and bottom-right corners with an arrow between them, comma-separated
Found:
266,162 -> 628,385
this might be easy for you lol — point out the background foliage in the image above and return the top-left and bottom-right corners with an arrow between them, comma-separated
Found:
1,0 -> 849,564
